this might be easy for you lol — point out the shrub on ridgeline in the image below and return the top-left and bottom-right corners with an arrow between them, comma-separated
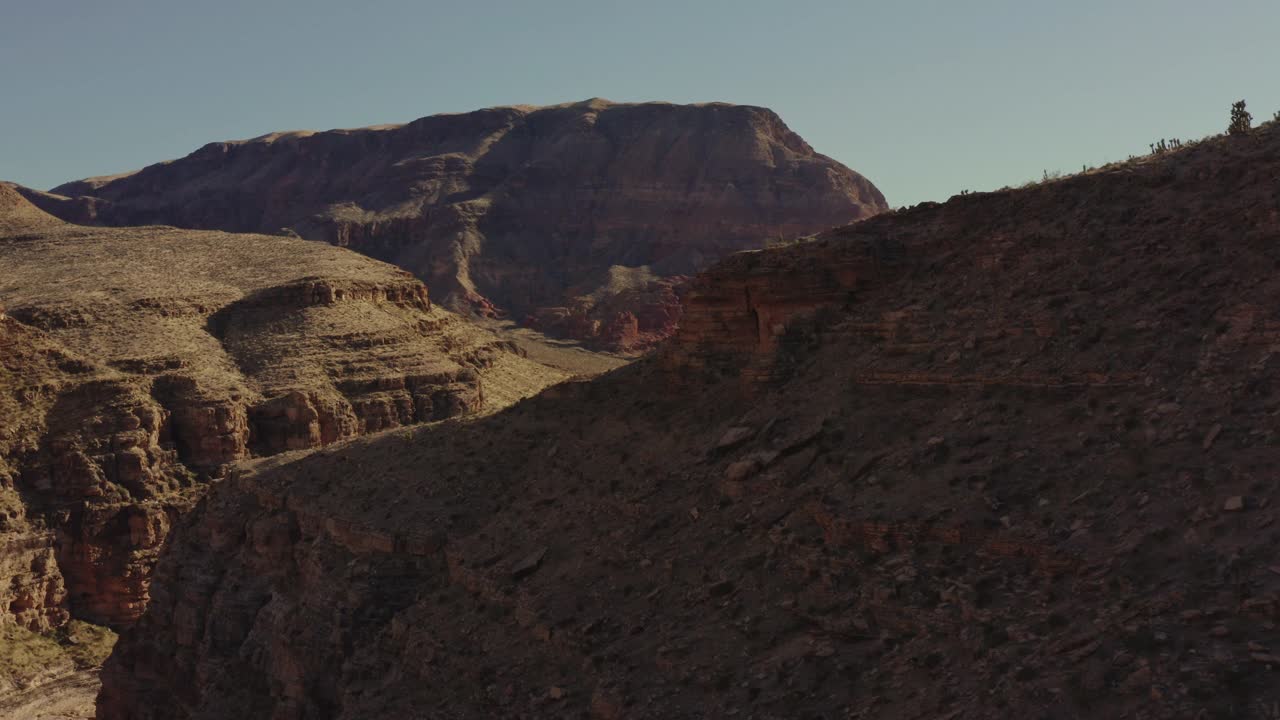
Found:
1228,100 -> 1252,136
765,234 -> 811,249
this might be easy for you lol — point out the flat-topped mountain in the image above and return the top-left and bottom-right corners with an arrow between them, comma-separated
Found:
31,99 -> 886,351
97,120 -> 1280,718
0,182 -> 578,709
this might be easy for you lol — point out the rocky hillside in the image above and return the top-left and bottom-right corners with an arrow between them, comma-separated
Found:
29,99 -> 886,352
0,181 -> 573,703
97,120 -> 1280,719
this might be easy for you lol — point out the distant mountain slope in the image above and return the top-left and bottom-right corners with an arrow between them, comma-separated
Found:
98,121 -> 1280,719
35,99 -> 886,351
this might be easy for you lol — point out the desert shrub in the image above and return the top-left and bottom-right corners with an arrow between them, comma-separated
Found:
0,621 -> 118,689
57,621 -> 118,669
1021,170 -> 1063,189
1228,100 -> 1252,135
1148,138 -> 1183,155
0,625 -> 67,685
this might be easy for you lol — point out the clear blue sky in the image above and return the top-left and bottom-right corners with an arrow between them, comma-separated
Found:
3,0 -> 1278,206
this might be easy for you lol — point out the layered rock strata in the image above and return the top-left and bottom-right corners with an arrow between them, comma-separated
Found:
0,184 -> 567,634
30,99 -> 886,351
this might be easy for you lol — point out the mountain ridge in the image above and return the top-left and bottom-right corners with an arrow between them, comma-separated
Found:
30,99 -> 886,352
97,118 -> 1280,719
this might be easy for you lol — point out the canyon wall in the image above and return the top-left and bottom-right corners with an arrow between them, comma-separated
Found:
0,184 -> 568,636
99,125 -> 1280,718
30,99 -> 887,351
0,314 -> 182,633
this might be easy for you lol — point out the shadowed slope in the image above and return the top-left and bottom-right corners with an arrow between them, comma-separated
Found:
98,120 -> 1280,719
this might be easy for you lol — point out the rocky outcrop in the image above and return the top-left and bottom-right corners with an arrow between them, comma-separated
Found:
100,122 -> 1280,719
0,183 -> 571,637
660,235 -> 900,383
524,276 -> 687,354
0,530 -> 68,632
0,315 -> 177,632
33,99 -> 887,350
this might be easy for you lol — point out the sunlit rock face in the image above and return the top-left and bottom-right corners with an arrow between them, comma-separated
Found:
0,183 -> 562,633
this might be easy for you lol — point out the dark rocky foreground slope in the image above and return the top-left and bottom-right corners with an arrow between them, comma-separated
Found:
29,99 -> 886,351
0,182 -> 570,647
101,122 -> 1280,719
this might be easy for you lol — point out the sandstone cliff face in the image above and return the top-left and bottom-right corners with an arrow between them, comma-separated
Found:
100,125 -> 1280,718
0,184 -> 570,635
34,99 -> 886,351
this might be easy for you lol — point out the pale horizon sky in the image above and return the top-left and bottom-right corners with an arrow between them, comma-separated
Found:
3,0 -> 1278,207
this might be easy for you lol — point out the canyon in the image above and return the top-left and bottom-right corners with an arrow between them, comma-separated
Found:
0,183 -> 591,711
24,99 -> 886,352
97,120 -> 1280,718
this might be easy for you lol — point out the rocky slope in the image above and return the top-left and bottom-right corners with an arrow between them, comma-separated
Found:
30,99 -> 886,351
0,182 -> 572,647
0,622 -> 114,719
101,124 -> 1280,720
